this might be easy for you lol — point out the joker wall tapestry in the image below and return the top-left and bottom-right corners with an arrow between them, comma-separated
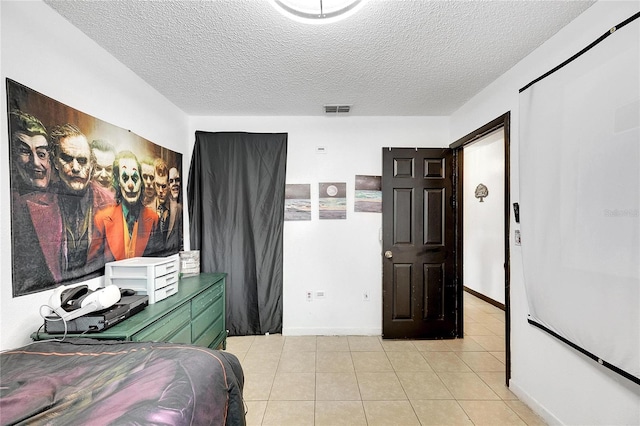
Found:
6,79 -> 183,297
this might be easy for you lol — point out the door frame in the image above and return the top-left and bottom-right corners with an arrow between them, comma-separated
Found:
450,112 -> 511,385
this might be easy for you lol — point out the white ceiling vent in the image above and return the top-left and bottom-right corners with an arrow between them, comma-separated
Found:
324,104 -> 351,114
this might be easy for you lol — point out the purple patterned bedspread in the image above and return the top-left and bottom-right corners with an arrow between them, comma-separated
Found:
0,339 -> 245,426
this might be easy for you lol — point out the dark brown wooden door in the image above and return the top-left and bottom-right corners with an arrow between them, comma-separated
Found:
382,148 -> 458,339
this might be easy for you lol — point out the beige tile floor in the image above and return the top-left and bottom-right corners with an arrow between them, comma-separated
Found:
223,291 -> 547,426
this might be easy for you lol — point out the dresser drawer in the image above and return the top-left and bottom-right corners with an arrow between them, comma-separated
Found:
192,281 -> 224,318
168,322 -> 192,345
193,315 -> 224,348
132,303 -> 190,342
192,295 -> 223,340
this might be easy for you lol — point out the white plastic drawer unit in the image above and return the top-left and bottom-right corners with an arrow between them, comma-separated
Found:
145,275 -> 179,304
105,255 -> 180,304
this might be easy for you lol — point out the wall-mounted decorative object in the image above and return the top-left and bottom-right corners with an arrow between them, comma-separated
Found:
319,182 -> 346,219
6,79 -> 183,297
475,183 -> 489,202
284,184 -> 311,221
355,175 -> 382,213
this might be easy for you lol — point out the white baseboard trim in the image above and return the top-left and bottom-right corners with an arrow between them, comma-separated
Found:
282,327 -> 382,336
509,378 -> 563,425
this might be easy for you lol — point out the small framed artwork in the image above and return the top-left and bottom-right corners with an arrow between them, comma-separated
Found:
355,175 -> 382,213
285,184 -> 311,221
319,182 -> 347,220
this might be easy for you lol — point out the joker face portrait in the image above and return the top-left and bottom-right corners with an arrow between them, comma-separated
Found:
141,162 -> 156,200
169,167 -> 181,201
10,110 -> 51,192
13,132 -> 52,190
50,124 -> 93,195
117,156 -> 142,205
91,140 -> 116,190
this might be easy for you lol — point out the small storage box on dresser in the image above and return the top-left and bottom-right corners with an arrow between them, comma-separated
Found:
105,255 -> 179,304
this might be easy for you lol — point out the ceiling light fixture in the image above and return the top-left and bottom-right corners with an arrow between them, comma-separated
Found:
271,0 -> 365,24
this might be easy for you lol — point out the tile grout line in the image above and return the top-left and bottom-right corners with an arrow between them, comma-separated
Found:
231,292 -> 544,425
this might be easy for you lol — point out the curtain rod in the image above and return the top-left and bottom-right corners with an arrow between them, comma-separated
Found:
528,317 -> 640,386
519,11 -> 640,93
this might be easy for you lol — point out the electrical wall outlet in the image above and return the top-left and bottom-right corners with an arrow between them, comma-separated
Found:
306,290 -> 313,302
363,290 -> 370,301
316,290 -> 325,299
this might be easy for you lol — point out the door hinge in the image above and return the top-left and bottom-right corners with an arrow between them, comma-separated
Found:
451,151 -> 458,178
451,150 -> 458,210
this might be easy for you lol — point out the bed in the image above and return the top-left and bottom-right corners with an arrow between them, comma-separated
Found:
0,339 -> 245,425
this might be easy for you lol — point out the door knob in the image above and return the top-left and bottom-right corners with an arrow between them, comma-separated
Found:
384,250 -> 393,259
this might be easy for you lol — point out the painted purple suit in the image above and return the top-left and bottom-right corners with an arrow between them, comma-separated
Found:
156,198 -> 183,256
12,182 -> 114,296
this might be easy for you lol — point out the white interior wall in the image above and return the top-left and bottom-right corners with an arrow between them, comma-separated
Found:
188,116 -> 450,335
450,1 -> 640,424
463,130 -> 505,304
3,1 -> 639,424
0,1 -> 190,350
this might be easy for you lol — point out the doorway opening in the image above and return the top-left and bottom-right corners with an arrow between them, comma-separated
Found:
450,112 -> 511,384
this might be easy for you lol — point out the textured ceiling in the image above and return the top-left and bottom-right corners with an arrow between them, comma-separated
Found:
44,0 -> 595,116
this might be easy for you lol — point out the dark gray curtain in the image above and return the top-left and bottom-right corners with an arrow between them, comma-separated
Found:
187,131 -> 287,335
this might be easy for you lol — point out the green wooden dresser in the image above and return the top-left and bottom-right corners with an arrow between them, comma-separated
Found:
32,273 -> 227,350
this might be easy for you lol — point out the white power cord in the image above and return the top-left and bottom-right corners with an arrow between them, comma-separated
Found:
37,303 -> 69,341
0,305 -> 68,354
